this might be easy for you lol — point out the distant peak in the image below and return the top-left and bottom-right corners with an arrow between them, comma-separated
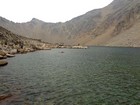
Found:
31,18 -> 39,21
30,18 -> 44,23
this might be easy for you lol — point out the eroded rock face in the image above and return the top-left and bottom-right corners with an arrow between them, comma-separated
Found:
93,0 -> 140,36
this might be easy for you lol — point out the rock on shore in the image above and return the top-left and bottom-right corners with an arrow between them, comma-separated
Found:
0,51 -> 6,56
0,60 -> 8,66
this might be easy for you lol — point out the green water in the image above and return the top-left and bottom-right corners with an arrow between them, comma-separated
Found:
0,47 -> 140,105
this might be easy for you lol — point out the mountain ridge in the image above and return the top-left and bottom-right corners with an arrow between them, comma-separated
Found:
0,0 -> 140,47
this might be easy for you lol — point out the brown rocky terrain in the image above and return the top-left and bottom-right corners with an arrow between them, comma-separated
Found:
0,0 -> 140,47
86,0 -> 140,46
0,26 -> 52,52
0,26 -> 53,67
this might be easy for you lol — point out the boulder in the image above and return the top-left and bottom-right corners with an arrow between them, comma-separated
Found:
29,48 -> 35,52
6,54 -> 15,58
0,55 -> 4,59
0,50 -> 6,56
0,60 -> 8,66
17,49 -> 27,54
0,55 -> 7,59
10,49 -> 17,54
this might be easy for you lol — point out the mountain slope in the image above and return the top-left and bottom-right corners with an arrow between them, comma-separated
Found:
0,0 -> 140,47
86,0 -> 140,46
0,26 -> 52,53
0,10 -> 102,44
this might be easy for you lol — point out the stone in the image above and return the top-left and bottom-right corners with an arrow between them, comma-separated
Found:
0,55 -> 4,59
0,55 -> 7,59
10,49 -> 17,54
0,60 -> 8,66
6,54 -> 15,57
17,49 -> 26,54
0,50 -> 6,56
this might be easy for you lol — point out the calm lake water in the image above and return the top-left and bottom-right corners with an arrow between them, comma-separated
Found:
0,47 -> 140,105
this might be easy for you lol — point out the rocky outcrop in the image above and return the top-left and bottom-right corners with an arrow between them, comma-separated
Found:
0,26 -> 54,66
0,26 -> 52,52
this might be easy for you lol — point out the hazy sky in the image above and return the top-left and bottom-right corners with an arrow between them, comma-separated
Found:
0,0 -> 113,23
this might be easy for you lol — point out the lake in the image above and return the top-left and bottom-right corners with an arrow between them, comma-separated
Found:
0,47 -> 140,105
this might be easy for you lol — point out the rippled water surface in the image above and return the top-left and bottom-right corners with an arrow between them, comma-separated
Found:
0,47 -> 140,105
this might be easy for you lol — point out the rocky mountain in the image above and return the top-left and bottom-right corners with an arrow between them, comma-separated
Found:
0,12 -> 101,45
0,26 -> 52,54
0,0 -> 140,47
87,0 -> 140,47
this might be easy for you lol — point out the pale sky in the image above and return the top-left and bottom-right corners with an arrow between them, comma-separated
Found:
0,0 -> 113,23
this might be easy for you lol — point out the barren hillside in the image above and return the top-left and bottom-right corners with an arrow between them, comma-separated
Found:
0,0 -> 140,47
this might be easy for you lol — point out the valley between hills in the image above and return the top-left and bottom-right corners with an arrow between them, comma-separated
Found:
0,0 -> 140,104
0,0 -> 140,65
0,0 -> 140,47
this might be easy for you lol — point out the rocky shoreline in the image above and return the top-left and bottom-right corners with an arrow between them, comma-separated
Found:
0,26 -> 89,67
0,26 -> 54,67
0,44 -> 88,67
0,45 -> 52,67
0,43 -> 87,67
